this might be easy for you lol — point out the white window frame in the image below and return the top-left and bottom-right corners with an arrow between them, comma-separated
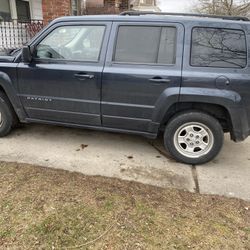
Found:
9,0 -> 32,20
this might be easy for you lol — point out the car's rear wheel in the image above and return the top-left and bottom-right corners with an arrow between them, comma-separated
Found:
0,91 -> 14,137
164,111 -> 224,165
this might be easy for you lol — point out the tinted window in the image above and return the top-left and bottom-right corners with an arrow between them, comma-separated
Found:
114,26 -> 176,64
35,25 -> 105,62
191,27 -> 247,68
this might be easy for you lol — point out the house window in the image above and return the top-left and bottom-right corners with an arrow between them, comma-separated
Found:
0,0 -> 11,21
16,0 -> 31,21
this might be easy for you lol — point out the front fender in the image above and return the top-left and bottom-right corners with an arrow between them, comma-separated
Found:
0,71 -> 27,121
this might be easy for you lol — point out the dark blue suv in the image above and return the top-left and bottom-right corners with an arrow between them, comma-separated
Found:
0,12 -> 249,165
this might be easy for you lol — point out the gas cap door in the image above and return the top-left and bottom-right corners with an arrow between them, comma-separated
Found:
215,76 -> 230,89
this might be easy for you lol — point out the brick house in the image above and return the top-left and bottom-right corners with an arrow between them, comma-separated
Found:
0,0 -> 44,51
0,0 -> 159,51
0,0 -> 130,50
0,0 -> 159,24
42,0 -> 131,23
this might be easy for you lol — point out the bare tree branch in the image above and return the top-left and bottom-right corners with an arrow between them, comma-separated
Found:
194,0 -> 250,16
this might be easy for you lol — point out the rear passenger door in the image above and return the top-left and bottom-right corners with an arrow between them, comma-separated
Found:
102,22 -> 184,133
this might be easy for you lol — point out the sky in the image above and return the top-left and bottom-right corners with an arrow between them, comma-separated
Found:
157,0 -> 248,13
158,0 -> 196,13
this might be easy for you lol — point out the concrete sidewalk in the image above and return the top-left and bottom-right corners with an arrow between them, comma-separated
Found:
0,124 -> 249,201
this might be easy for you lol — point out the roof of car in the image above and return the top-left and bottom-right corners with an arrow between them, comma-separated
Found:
51,13 -> 249,26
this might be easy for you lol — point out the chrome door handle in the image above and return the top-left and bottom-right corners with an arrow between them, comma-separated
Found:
149,78 -> 171,83
74,73 -> 95,80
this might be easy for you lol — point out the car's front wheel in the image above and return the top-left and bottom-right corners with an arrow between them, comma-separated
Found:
0,91 -> 15,137
164,111 -> 224,165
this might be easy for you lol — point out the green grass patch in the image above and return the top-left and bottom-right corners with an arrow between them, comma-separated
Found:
0,161 -> 249,249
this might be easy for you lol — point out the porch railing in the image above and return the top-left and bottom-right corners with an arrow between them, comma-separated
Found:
0,19 -> 44,52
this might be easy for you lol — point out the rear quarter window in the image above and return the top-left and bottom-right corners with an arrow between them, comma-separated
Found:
191,27 -> 247,68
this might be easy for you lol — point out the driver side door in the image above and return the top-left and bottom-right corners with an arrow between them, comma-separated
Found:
17,22 -> 111,126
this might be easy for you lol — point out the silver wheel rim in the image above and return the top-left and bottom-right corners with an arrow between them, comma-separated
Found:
174,122 -> 214,159
0,112 -> 2,127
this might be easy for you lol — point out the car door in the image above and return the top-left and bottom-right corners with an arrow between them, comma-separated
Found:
102,21 -> 184,133
17,21 -> 111,126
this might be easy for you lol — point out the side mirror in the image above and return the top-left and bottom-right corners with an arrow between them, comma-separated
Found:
22,46 -> 32,63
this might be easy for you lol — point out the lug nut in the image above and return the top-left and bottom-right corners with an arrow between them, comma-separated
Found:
190,134 -> 194,137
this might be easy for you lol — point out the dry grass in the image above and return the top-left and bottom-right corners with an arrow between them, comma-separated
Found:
0,161 -> 249,250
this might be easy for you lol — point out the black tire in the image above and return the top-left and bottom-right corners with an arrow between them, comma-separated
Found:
0,91 -> 14,137
164,111 -> 224,165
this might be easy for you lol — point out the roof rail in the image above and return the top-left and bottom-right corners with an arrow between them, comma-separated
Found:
120,11 -> 249,22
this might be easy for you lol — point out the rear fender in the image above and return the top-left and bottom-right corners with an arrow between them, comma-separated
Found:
152,87 -> 246,141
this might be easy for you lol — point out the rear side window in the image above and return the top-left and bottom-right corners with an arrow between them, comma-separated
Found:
191,27 -> 247,68
114,26 -> 177,65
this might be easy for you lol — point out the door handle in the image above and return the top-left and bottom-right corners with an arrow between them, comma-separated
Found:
149,78 -> 171,83
74,73 -> 95,80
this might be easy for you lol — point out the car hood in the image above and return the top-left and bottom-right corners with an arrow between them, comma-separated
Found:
0,56 -> 15,63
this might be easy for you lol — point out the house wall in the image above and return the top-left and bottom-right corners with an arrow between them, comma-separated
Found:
42,0 -> 71,24
83,0 -> 129,15
86,0 -> 104,7
30,0 -> 43,19
42,0 -> 129,23
104,0 -> 129,10
85,0 -> 129,9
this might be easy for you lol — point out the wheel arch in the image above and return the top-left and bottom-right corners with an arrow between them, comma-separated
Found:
0,74 -> 26,122
152,87 -> 244,140
160,102 -> 232,133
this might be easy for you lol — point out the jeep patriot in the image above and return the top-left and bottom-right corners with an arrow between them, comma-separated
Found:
0,11 -> 249,164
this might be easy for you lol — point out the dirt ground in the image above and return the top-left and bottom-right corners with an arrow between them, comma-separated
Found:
0,161 -> 249,250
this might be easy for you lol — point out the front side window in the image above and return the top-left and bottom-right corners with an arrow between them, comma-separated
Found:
191,27 -> 247,68
35,25 -> 105,62
114,26 -> 177,65
0,0 -> 11,21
